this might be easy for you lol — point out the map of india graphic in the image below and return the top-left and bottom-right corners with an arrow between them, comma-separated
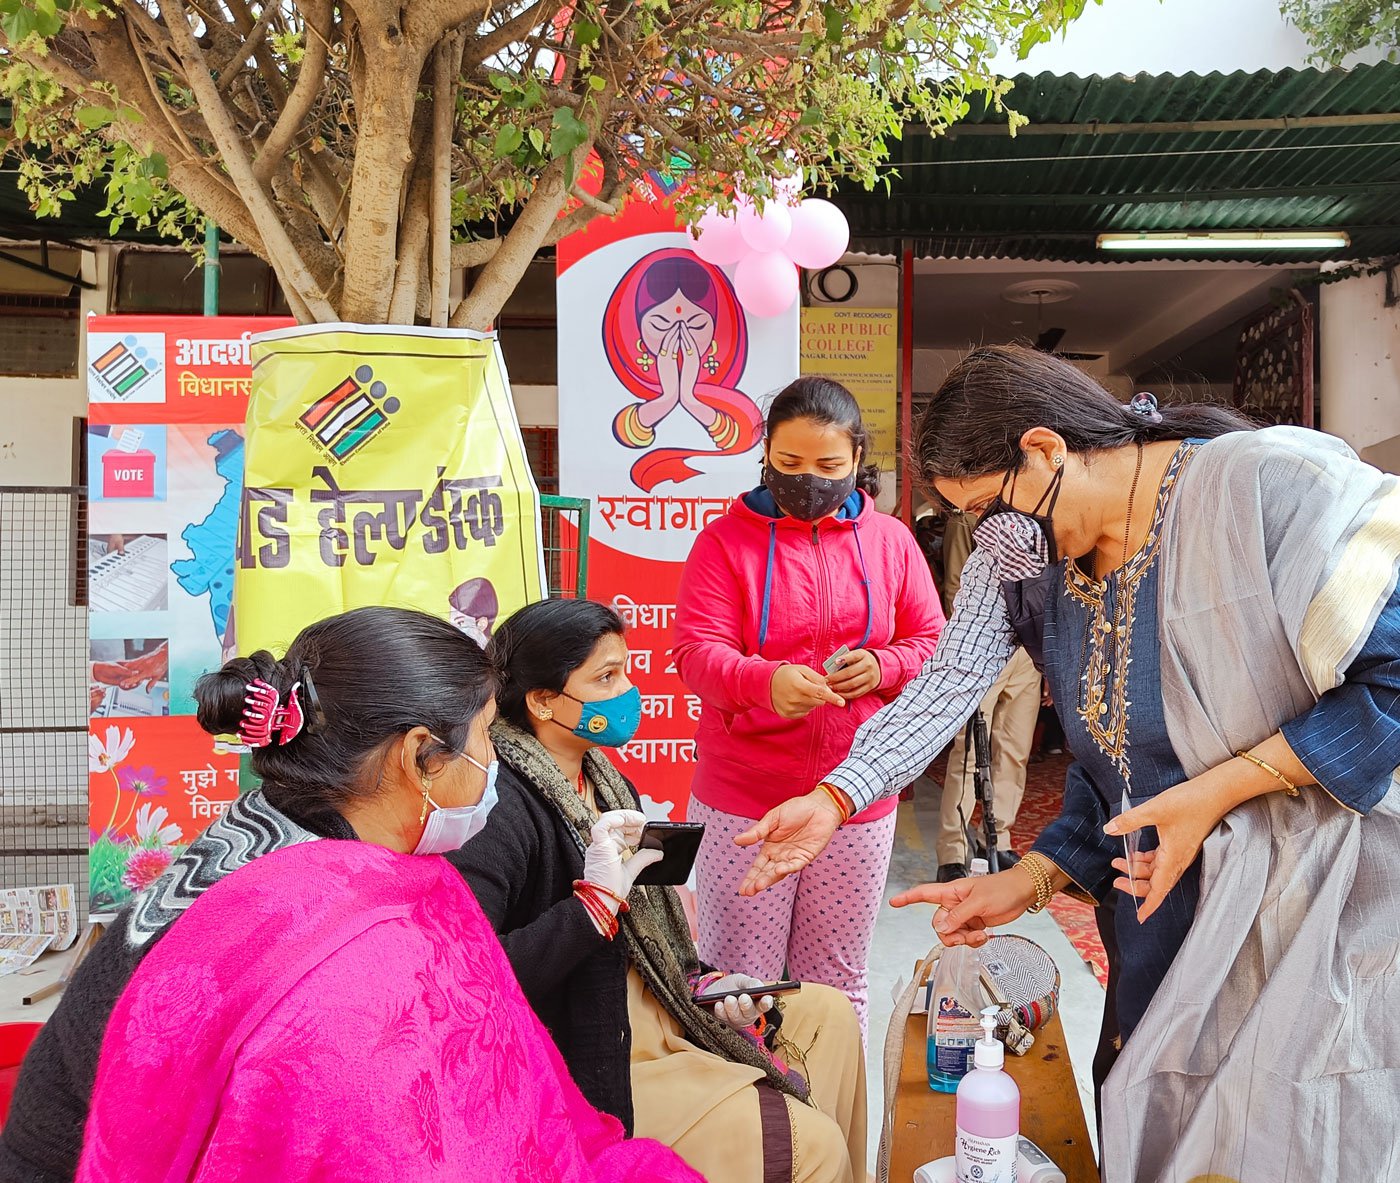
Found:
172,429 -> 243,640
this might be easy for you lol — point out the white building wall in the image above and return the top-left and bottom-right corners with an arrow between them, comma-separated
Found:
1320,271 -> 1400,472
0,245 -> 113,487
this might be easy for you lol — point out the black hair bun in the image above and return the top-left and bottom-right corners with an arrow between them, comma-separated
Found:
193,650 -> 287,737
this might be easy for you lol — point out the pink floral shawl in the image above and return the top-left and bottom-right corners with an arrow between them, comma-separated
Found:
77,841 -> 704,1183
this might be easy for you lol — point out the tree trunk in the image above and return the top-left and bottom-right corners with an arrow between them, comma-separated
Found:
340,46 -> 428,323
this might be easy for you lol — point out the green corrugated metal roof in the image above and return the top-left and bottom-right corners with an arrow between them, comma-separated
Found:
840,61 -> 1400,263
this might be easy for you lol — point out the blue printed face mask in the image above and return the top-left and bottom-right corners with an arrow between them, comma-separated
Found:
556,686 -> 642,748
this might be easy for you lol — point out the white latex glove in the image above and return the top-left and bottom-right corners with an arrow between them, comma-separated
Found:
581,809 -> 662,913
704,973 -> 776,1029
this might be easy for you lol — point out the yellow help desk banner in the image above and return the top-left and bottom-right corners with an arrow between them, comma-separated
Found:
235,324 -> 544,654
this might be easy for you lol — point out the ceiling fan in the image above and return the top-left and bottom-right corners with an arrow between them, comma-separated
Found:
1031,300 -> 1103,363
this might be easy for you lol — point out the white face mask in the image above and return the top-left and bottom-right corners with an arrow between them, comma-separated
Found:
412,754 -> 499,856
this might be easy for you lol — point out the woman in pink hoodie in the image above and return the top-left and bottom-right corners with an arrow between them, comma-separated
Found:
674,377 -> 945,1033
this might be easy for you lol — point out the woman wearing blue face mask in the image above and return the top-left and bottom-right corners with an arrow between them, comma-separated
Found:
450,598 -> 868,1183
5,607 -> 704,1183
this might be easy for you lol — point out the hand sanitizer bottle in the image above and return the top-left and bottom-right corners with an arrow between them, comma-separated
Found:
955,1006 -> 1020,1183
926,858 -> 988,1093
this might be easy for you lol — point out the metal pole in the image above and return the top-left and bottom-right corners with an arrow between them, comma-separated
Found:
898,241 -> 915,525
971,711 -> 997,866
203,222 -> 220,316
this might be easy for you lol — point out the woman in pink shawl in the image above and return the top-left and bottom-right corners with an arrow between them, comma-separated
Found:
73,607 -> 700,1183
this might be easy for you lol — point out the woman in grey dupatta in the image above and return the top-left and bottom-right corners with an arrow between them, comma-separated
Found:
740,344 -> 1400,1183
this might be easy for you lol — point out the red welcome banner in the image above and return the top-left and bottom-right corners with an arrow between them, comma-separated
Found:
556,195 -> 799,840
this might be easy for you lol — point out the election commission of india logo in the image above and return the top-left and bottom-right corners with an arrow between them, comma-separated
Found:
297,364 -> 401,464
89,332 -> 165,403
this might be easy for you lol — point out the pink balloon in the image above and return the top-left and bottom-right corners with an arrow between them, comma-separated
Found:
785,198 -> 850,270
734,251 -> 798,318
737,200 -> 793,254
691,209 -> 746,266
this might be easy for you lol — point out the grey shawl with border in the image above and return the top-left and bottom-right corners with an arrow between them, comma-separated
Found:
1102,426 -> 1400,1182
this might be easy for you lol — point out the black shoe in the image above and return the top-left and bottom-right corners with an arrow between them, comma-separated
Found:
970,844 -> 1021,872
936,862 -> 968,883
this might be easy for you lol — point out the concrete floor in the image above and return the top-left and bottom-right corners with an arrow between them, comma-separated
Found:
864,778 -> 1105,1174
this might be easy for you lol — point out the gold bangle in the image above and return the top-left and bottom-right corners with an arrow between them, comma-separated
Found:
1017,852 -> 1057,914
1235,750 -> 1301,797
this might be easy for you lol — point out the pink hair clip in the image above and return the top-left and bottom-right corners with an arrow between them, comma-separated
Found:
239,680 -> 306,748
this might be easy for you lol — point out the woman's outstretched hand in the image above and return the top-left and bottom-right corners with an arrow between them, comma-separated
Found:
734,791 -> 844,895
889,869 -> 1037,949
1105,771 -> 1231,922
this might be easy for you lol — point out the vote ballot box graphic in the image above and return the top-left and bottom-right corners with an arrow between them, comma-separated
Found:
101,448 -> 157,498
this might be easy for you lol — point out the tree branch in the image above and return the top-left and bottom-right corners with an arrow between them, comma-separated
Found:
462,0 -> 560,71
162,0 -> 338,320
386,161 -> 432,323
216,1 -> 278,93
253,0 -> 331,181
450,239 -> 503,268
429,33 -> 460,327
451,153 -> 572,329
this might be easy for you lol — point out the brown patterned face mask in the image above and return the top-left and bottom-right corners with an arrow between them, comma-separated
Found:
762,464 -> 857,521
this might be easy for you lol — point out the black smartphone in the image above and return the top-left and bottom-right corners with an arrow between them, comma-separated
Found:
694,980 -> 803,1005
632,821 -> 705,886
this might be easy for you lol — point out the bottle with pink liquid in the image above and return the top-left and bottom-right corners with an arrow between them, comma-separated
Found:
954,1006 -> 1020,1183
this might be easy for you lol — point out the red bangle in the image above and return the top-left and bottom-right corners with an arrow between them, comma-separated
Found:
585,881 -> 630,913
815,782 -> 853,824
573,883 -> 619,939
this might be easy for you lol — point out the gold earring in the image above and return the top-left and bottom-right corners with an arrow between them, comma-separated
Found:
539,708 -> 553,720
418,775 -> 432,823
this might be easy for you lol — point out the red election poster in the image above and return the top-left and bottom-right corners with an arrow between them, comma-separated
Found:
86,314 -> 292,915
556,189 -> 800,854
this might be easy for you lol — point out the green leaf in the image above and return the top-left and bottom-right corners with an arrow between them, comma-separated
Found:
573,18 -> 602,47
74,105 -> 116,130
798,106 -> 823,127
588,75 -> 607,92
824,6 -> 843,41
494,124 -> 523,157
550,107 -> 589,161
527,127 -> 545,154
2,6 -> 36,40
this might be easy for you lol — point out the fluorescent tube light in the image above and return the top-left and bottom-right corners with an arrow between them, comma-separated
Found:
1097,231 -> 1351,252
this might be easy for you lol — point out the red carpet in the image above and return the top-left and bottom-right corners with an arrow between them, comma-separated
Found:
928,751 -> 1109,988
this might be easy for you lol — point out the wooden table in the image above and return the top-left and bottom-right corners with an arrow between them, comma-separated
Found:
887,1003 -> 1100,1183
